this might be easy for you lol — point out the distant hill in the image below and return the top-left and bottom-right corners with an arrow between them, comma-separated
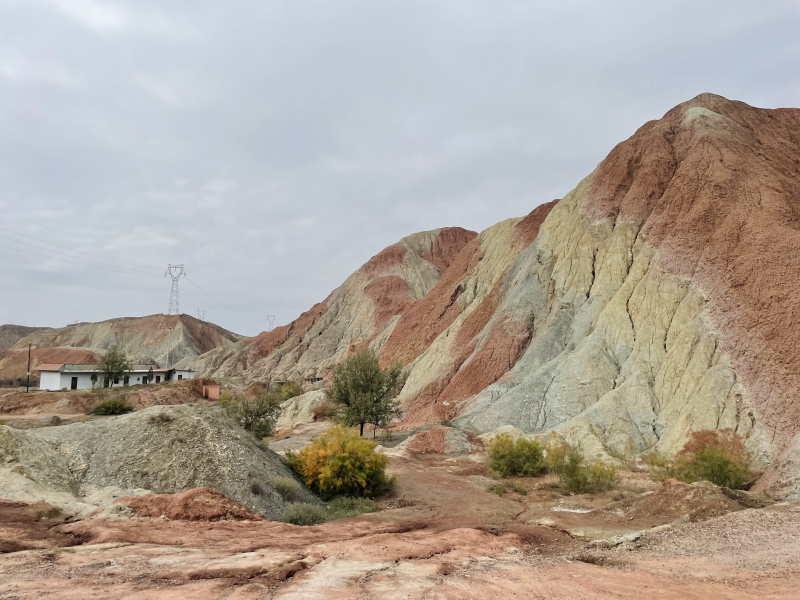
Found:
10,314 -> 243,368
0,325 -> 52,351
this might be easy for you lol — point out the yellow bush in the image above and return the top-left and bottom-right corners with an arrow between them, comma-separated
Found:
286,426 -> 394,500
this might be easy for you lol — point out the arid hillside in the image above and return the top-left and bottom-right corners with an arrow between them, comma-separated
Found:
11,314 -> 243,369
184,94 -> 800,498
180,227 -> 478,379
0,325 -> 51,351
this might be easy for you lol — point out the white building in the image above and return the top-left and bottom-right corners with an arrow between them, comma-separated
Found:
35,364 -> 196,391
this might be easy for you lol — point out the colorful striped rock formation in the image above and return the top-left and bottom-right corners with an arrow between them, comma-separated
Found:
186,94 -> 800,498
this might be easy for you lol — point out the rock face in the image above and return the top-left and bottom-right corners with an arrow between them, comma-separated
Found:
274,389 -> 328,431
0,404 -> 320,518
188,94 -> 800,498
12,314 -> 242,368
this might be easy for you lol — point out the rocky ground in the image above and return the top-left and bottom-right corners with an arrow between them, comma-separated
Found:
1,434 -> 797,599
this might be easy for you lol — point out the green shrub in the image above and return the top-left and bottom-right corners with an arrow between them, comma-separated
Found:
559,447 -> 617,493
286,426 -> 394,500
221,391 -> 282,439
90,399 -> 134,415
311,401 -> 337,421
281,497 -> 377,526
282,503 -> 328,526
488,434 -> 546,477
674,446 -> 750,489
273,476 -> 301,502
645,429 -> 751,490
488,484 -> 506,496
249,479 -> 264,496
326,496 -> 377,520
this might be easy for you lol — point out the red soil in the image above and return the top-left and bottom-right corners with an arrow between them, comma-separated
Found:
364,276 -> 415,330
514,199 -> 559,249
420,227 -> 478,272
584,93 -> 800,495
361,242 -> 407,276
116,488 -> 266,522
406,425 -> 450,453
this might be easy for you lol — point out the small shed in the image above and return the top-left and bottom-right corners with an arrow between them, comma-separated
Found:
203,385 -> 220,400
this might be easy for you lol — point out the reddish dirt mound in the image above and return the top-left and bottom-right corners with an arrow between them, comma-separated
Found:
604,479 -> 741,523
405,426 -> 481,456
116,488 -> 267,522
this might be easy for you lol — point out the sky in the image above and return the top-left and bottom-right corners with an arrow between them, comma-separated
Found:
1,0 -> 798,336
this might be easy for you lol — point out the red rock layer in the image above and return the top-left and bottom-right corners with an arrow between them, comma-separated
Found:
364,276 -> 415,330
392,200 -> 558,426
420,227 -> 478,272
380,236 -> 484,367
361,243 -> 407,277
514,199 -> 560,249
252,300 -> 329,358
116,488 -> 266,521
584,93 -> 800,492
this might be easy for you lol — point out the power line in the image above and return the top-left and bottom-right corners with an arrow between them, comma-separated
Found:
0,225 -> 163,271
0,243 -> 162,277
0,233 -> 161,277
184,276 -> 241,314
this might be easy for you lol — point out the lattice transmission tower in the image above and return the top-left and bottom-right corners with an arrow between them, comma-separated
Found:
165,264 -> 186,315
266,315 -> 276,331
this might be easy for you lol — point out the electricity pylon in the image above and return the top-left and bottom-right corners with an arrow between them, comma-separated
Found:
266,315 -> 276,331
165,264 -> 185,315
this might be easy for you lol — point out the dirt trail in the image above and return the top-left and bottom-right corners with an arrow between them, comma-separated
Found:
1,450 -> 797,599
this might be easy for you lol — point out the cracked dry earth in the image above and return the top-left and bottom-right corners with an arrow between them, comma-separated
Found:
2,454 -> 799,599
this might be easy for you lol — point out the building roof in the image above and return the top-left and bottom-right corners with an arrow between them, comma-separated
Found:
34,363 -> 194,374
34,364 -> 65,372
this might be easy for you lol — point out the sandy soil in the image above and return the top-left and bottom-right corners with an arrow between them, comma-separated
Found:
1,450 -> 797,599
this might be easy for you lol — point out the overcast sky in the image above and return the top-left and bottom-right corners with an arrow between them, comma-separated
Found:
1,0 -> 798,336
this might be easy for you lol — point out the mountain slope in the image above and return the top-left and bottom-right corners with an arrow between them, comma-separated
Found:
187,94 -> 800,498
12,314 -> 243,368
0,325 -> 51,351
180,228 -> 478,378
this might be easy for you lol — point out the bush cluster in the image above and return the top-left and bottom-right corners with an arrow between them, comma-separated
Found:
646,429 -> 751,489
487,433 -> 618,494
488,435 -> 546,477
286,426 -> 394,500
273,476 -> 301,501
281,497 -> 378,526
90,399 -> 134,415
221,391 -> 283,439
311,401 -> 337,421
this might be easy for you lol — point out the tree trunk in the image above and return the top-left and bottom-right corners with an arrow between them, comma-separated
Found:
360,422 -> 364,437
